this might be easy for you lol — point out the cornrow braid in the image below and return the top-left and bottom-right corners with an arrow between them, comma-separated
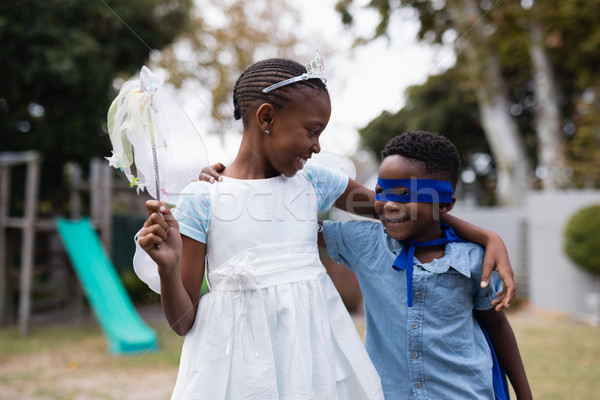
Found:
233,58 -> 328,123
381,130 -> 461,187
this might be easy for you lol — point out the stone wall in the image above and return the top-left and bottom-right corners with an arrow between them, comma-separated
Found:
526,191 -> 600,322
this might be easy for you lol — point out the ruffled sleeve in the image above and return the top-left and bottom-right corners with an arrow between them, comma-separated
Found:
304,164 -> 349,213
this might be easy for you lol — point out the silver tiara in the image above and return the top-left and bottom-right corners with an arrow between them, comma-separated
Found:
262,51 -> 327,93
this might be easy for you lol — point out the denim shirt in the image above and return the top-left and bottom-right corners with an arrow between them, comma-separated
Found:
323,220 -> 502,400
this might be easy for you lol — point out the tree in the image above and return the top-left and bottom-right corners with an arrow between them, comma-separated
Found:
1,0 -> 306,211
337,0 -> 532,205
451,0 -> 530,206
527,18 -> 567,189
467,0 -> 600,189
360,67 -> 497,204
360,68 -> 487,155
535,0 -> 600,188
337,0 -> 600,204
0,0 -> 193,208
156,0 -> 300,134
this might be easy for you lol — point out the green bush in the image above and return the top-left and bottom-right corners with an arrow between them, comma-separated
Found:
563,204 -> 600,275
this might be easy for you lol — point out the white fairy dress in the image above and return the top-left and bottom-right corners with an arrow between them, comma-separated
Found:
134,164 -> 383,400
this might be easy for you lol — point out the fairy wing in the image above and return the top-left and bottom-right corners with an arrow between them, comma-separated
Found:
106,66 -> 209,206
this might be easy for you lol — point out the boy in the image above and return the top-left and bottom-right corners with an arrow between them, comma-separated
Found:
319,131 -> 531,399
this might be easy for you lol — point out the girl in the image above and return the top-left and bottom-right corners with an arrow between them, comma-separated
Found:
138,56 -> 384,399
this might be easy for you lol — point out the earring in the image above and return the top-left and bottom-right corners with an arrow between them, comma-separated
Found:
265,129 -> 270,135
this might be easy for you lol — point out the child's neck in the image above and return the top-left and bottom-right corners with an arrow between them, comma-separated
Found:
224,160 -> 277,179
224,142 -> 279,179
414,245 -> 446,264
405,221 -> 446,264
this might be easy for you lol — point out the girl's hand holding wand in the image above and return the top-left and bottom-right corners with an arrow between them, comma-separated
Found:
139,200 -> 182,272
139,200 -> 201,335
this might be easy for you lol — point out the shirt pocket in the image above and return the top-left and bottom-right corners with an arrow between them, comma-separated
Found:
432,270 -> 471,318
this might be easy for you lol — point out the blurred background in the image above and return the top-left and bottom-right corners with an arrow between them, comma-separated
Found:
1,0 -> 599,398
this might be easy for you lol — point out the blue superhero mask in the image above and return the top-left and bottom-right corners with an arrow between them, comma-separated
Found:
375,178 -> 454,204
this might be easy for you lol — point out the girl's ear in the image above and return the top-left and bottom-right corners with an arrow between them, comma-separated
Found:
440,197 -> 456,214
256,103 -> 273,133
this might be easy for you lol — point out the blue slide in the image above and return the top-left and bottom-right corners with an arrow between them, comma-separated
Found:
57,217 -> 158,354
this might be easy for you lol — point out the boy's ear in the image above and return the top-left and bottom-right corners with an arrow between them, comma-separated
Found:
256,103 -> 273,132
440,197 -> 456,214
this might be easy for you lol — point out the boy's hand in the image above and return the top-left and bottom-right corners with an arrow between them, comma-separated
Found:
139,200 -> 182,271
481,232 -> 516,311
199,162 -> 225,183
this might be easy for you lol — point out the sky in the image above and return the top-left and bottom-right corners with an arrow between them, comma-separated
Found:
177,1 -> 456,171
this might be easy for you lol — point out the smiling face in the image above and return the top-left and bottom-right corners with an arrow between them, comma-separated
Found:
375,155 -> 452,242
264,87 -> 331,177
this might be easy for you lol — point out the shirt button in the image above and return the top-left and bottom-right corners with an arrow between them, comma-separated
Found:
411,352 -> 418,359
415,382 -> 422,388
412,322 -> 419,329
414,292 -> 421,298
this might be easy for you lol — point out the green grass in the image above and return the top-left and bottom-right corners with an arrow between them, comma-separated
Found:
0,321 -> 183,368
0,317 -> 185,399
0,308 -> 598,399
506,311 -> 600,399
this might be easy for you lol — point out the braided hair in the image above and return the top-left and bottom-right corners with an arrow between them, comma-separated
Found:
381,131 -> 461,187
232,58 -> 328,123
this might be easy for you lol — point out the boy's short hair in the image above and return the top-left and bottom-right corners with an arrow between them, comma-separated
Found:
381,130 -> 461,187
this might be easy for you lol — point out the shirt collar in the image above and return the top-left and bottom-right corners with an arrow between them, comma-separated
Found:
383,228 -> 472,277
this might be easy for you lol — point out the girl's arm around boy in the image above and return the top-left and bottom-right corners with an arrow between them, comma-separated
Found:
202,166 -> 517,309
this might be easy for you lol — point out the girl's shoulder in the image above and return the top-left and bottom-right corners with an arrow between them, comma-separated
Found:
302,163 -> 343,181
301,164 -> 349,213
300,163 -> 349,192
174,180 -> 212,208
184,179 -> 211,191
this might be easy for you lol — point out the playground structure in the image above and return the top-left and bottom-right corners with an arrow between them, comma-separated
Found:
0,151 -> 157,354
0,151 -> 39,336
57,217 -> 157,353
